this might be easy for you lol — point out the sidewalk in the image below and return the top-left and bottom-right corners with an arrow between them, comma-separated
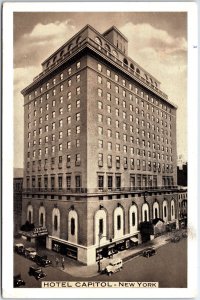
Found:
14,229 -> 185,279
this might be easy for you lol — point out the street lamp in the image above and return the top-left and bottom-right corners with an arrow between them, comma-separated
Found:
97,233 -> 106,273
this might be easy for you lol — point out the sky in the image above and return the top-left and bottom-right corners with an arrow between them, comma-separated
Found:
13,12 -> 187,168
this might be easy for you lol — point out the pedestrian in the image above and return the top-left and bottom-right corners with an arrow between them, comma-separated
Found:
55,257 -> 59,267
61,257 -> 65,270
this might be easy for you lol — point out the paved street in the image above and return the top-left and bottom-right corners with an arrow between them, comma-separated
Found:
14,238 -> 187,288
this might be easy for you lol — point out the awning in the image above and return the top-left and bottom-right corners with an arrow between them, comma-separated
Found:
116,240 -> 125,245
130,237 -> 138,243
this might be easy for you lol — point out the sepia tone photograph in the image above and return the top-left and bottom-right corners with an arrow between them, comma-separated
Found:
3,2 -> 198,298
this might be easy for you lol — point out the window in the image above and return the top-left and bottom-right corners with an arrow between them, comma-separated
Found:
67,141 -> 71,149
107,155 -> 112,167
98,127 -> 103,135
115,109 -> 119,117
116,144 -> 120,151
45,125 -> 48,132
67,116 -> 71,124
76,87 -> 80,95
98,175 -> 104,190
54,215 -> 58,231
76,126 -> 80,134
45,147 -> 48,155
66,176 -> 71,189
76,113 -> 80,121
59,120 -> 63,127
76,139 -> 80,147
132,212 -> 135,226
75,153 -> 80,163
76,99 -> 80,108
107,93 -> 111,101
98,114 -> 103,122
71,218 -> 75,235
68,79 -> 71,87
115,74 -> 119,82
67,92 -> 72,100
52,145 -> 55,153
98,101 -> 103,110
123,123 -> 127,131
107,129 -> 112,138
123,112 -> 126,119
108,142 -> 112,151
116,120 -> 119,128
98,75 -> 102,84
58,176 -> 62,190
99,219 -> 103,235
107,69 -> 111,77
107,117 -> 111,125
107,105 -> 111,113
115,97 -> 119,105
123,145 -> 127,153
117,215 -> 121,230
59,108 -> 63,115
77,62 -> 80,69
98,88 -> 102,97
107,81 -> 111,89
98,153 -> 103,165
52,122 -> 55,130
98,64 -> 102,72
67,129 -> 71,136
60,96 -> 63,103
75,176 -> 81,188
115,86 -> 119,93
122,90 -> 126,97
98,140 -> 103,149
67,104 -> 71,112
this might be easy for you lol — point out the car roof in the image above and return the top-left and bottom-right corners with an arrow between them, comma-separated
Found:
26,247 -> 36,251
15,243 -> 24,247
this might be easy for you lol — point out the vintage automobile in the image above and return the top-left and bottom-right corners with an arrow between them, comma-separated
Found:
28,265 -> 47,280
35,255 -> 52,267
142,247 -> 156,258
14,243 -> 25,255
104,258 -> 123,276
14,274 -> 25,287
24,247 -> 37,260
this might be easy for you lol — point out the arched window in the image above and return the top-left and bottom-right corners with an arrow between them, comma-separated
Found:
68,210 -> 78,243
95,37 -> 102,45
27,204 -> 33,224
142,203 -> 149,221
52,207 -> 60,237
123,58 -> 128,65
95,209 -> 107,245
129,204 -> 138,233
136,68 -> 140,74
60,50 -> 64,57
71,218 -> 75,235
130,63 -> 134,70
153,202 -> 159,219
54,215 -> 58,231
105,44 -> 111,52
162,200 -> 168,222
76,36 -> 82,44
28,211 -> 32,223
171,199 -> 175,220
40,213 -> 44,227
53,56 -> 57,63
114,206 -> 124,239
68,44 -> 73,51
112,50 -> 118,57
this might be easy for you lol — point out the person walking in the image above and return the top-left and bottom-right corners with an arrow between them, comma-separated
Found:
61,257 -> 65,270
55,257 -> 59,267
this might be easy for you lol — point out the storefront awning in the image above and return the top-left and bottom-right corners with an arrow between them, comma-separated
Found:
130,237 -> 138,243
116,240 -> 125,245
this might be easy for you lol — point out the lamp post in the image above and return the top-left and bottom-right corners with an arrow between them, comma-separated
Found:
97,233 -> 106,273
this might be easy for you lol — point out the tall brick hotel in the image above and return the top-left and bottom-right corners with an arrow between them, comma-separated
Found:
21,24 -> 178,265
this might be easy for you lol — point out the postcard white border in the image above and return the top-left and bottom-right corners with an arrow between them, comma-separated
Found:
2,1 -> 198,298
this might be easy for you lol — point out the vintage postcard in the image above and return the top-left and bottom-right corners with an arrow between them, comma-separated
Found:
2,1 -> 198,298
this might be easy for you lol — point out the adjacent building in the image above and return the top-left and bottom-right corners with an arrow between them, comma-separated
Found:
14,168 -> 23,235
21,25 -> 179,265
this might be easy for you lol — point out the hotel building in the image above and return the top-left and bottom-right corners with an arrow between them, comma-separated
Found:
21,25 -> 178,265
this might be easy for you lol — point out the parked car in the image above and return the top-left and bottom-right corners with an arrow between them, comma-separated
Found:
35,255 -> 52,267
105,258 -> 123,276
24,247 -> 37,260
182,231 -> 188,238
14,274 -> 25,287
14,243 -> 25,255
28,265 -> 47,280
171,235 -> 181,243
142,247 -> 156,258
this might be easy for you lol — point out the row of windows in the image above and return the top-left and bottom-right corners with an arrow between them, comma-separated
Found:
97,63 -> 172,113
28,123 -> 81,138
28,62 -> 81,101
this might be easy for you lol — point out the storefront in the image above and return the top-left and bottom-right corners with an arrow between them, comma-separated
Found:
52,240 -> 78,260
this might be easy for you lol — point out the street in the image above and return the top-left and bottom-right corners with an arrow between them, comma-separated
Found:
14,238 -> 187,288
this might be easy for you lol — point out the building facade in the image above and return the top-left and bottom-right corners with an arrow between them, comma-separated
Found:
14,168 -> 23,235
21,25 -> 179,265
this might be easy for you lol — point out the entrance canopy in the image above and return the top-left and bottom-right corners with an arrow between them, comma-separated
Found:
130,237 -> 138,243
